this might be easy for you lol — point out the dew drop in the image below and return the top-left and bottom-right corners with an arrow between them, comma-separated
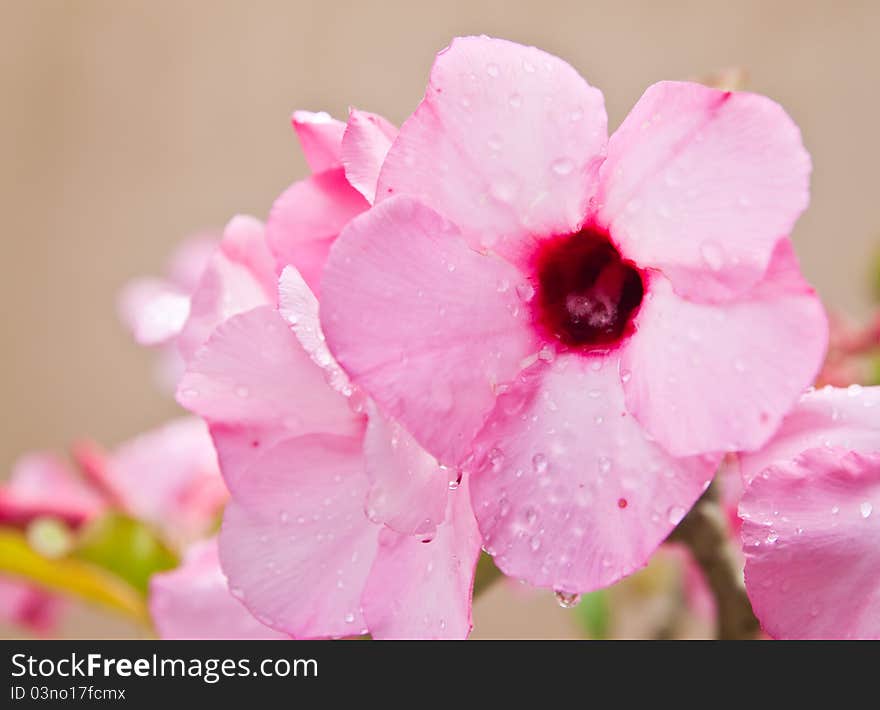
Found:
860,501 -> 873,519
344,612 -> 355,624
667,506 -> 686,525
509,93 -> 522,108
700,242 -> 725,271
486,63 -> 500,77
532,453 -> 548,474
551,158 -> 575,176
488,447 -> 505,473
516,282 -> 536,302
235,385 -> 250,398
554,591 -> 581,609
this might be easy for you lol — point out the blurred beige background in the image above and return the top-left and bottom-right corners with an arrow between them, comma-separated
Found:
1,0 -> 878,638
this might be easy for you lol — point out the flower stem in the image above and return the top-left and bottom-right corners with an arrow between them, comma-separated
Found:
667,483 -> 760,640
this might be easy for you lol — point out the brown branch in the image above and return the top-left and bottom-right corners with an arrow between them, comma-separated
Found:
668,482 -> 760,640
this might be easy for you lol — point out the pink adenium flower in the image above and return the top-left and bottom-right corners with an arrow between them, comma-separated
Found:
738,385 -> 880,639
319,36 -> 828,594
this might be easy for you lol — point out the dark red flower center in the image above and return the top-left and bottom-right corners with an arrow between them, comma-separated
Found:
532,228 -> 644,350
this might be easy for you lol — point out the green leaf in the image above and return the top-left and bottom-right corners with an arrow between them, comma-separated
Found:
0,528 -> 148,622
576,590 -> 611,639
73,513 -> 178,594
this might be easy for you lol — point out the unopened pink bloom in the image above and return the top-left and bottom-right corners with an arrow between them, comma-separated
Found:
149,538 -> 287,640
266,109 -> 396,293
738,386 -> 880,639
320,36 -> 827,593
178,264 -> 481,639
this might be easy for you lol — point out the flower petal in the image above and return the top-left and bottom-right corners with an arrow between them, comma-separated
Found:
266,169 -> 368,293
103,418 -> 226,544
739,385 -> 880,483
118,278 -> 191,346
219,434 -> 379,638
469,354 -> 718,592
291,110 -> 346,173
622,239 -> 827,457
321,196 -> 539,465
741,447 -> 880,639
177,216 -> 276,363
150,538 -> 288,639
376,36 -> 607,263
362,480 -> 481,639
177,306 -> 363,490
341,109 -> 397,203
278,266 -> 352,395
597,81 -> 811,300
362,402 -> 448,536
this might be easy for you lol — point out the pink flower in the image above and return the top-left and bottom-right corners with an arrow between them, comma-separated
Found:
119,217 -> 278,390
149,538 -> 288,640
738,385 -> 880,639
178,265 -> 482,639
119,233 -> 217,390
1,421 -> 227,635
319,36 -> 828,593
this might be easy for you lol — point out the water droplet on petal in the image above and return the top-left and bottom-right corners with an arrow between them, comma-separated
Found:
554,591 -> 581,608
861,501 -> 873,519
486,63 -> 500,77
532,453 -> 548,474
551,158 -> 575,176
667,506 -> 686,525
700,242 -> 725,271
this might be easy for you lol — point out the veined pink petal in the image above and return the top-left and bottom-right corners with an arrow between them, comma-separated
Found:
341,109 -> 397,203
739,385 -> 880,483
321,196 -> 539,465
150,538 -> 288,640
0,454 -> 104,528
291,110 -> 346,173
469,354 -> 719,592
177,307 -> 364,491
376,35 -> 607,264
622,239 -> 827,457
361,479 -> 481,639
102,418 -> 226,544
741,447 -> 880,639
118,278 -> 191,346
266,169 -> 368,293
362,402 -> 448,536
219,434 -> 380,638
596,81 -> 811,301
177,216 -> 276,363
